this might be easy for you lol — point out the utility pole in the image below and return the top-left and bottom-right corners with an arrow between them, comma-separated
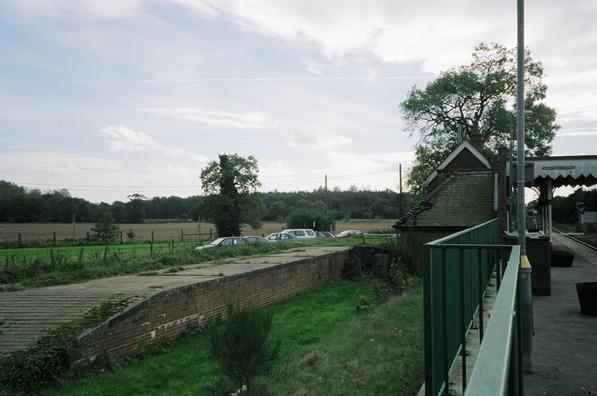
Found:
324,174 -> 329,214
399,163 -> 403,216
517,0 -> 533,373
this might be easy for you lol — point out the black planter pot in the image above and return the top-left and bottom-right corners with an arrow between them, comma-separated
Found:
576,282 -> 597,316
551,249 -> 574,267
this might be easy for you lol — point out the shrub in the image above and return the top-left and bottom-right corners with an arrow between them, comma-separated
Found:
209,304 -> 279,395
91,212 -> 120,243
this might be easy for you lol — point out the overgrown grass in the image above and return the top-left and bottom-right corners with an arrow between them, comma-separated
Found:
0,243 -> 289,289
0,236 -> 397,289
0,298 -> 134,395
576,233 -> 597,247
42,279 -> 423,396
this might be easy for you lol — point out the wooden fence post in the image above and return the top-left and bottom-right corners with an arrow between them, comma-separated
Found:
53,232 -> 56,247
17,233 -> 22,247
180,229 -> 184,241
120,231 -> 123,245
151,231 -> 154,243
209,228 -> 212,239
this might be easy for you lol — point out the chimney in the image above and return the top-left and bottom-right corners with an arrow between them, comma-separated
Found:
470,133 -> 484,151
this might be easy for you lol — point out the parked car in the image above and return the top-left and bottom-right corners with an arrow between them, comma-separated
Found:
281,228 -> 317,239
336,230 -> 363,238
195,237 -> 245,250
243,236 -> 271,244
266,232 -> 299,243
316,231 -> 335,238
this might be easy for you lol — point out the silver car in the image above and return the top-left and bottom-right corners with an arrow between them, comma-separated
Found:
195,237 -> 245,250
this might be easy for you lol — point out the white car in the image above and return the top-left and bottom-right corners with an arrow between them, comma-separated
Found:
195,237 -> 245,250
281,228 -> 317,239
336,230 -> 363,238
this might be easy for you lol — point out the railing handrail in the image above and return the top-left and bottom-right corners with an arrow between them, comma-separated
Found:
426,218 -> 499,246
464,245 -> 521,396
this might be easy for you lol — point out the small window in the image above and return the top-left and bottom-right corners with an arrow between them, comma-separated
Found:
296,230 -> 305,236
281,234 -> 289,239
306,230 -> 315,236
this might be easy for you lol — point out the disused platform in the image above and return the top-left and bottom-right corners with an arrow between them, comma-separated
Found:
523,233 -> 597,396
0,247 -> 350,357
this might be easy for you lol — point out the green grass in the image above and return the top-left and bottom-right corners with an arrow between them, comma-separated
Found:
0,236 -> 398,289
553,222 -> 576,233
43,279 -> 423,396
0,243 -> 290,289
576,233 -> 597,247
0,241 -> 191,258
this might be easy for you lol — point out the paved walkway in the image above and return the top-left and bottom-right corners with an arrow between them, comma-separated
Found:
524,233 -> 597,396
0,247 -> 348,355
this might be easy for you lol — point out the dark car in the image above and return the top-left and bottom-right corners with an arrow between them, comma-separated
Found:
316,231 -> 335,238
242,236 -> 271,244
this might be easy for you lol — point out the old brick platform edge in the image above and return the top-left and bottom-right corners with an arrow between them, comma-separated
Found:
74,249 -> 349,365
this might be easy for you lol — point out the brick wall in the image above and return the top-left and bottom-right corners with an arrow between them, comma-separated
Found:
74,250 -> 348,364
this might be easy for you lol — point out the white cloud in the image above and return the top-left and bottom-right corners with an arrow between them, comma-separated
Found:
289,127 -> 352,150
300,58 -> 324,75
140,107 -> 269,129
10,0 -> 143,20
170,1 -> 508,73
557,131 -> 597,137
0,151 -> 124,175
100,125 -> 209,162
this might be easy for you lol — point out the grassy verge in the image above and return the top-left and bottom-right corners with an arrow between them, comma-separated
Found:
576,233 -> 597,248
43,279 -> 423,396
0,236 -> 397,289
0,298 -> 135,394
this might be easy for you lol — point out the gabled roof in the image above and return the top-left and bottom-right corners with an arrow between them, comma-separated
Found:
423,140 -> 491,187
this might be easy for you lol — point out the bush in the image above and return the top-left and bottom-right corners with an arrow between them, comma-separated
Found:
286,207 -> 333,231
209,304 -> 279,395
0,329 -> 77,394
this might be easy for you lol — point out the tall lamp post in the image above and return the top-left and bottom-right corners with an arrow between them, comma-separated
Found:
517,0 -> 533,373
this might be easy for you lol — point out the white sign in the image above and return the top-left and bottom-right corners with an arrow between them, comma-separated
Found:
581,211 -> 597,224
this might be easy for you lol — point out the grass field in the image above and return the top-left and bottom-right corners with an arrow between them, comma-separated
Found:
43,279 -> 424,396
0,236 -> 397,289
0,220 -> 397,245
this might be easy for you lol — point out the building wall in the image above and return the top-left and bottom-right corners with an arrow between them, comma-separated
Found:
417,170 -> 496,227
400,227 -> 467,275
74,250 -> 348,364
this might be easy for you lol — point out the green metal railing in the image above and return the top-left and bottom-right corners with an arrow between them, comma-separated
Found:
423,219 -> 522,396
465,244 -> 522,395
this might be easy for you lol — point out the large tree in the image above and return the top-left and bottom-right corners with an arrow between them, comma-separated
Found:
200,154 -> 261,237
402,42 -> 559,194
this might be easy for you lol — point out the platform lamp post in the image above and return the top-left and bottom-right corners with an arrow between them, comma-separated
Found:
517,0 -> 533,373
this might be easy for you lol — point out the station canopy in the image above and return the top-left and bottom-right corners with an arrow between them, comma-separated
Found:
516,155 -> 597,188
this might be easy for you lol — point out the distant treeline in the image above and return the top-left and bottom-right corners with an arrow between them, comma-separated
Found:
0,181 -> 410,223
551,188 -> 597,224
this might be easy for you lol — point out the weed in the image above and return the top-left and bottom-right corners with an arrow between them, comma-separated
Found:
0,298 -> 132,394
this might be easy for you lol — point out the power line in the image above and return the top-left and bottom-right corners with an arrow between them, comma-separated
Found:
14,170 -> 400,192
0,75 -> 433,84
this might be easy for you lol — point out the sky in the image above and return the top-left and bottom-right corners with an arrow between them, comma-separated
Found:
1,0 -> 597,203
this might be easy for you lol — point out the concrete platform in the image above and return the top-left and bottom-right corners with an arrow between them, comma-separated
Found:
0,247 -> 348,355
523,233 -> 597,396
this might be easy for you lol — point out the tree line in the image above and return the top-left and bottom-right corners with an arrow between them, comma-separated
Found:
550,188 -> 597,225
0,180 -> 409,224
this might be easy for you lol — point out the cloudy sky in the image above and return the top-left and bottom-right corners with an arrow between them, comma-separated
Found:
1,1 -> 596,203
